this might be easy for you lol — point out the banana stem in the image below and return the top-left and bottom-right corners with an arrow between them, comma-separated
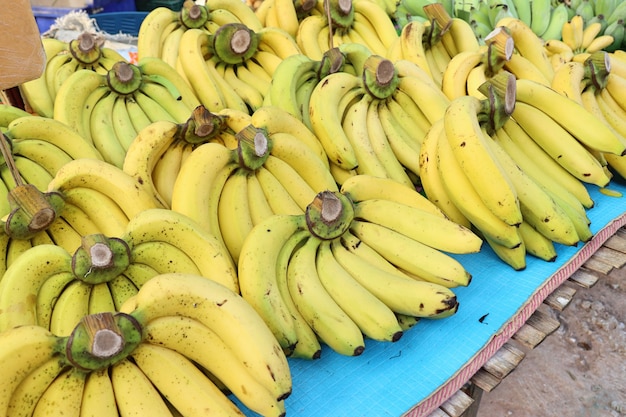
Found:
0,131 -> 24,187
305,191 -> 355,240
586,51 -> 610,90
72,234 -> 132,284
184,105 -> 226,144
69,32 -> 103,65
236,125 -> 271,171
180,0 -> 208,29
362,55 -> 399,99
65,312 -> 144,372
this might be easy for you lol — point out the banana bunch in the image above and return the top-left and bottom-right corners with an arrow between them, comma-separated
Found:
561,0 -> 626,50
544,14 -> 617,69
296,0 -> 399,60
53,57 -> 199,168
170,109 -> 337,264
123,105 -> 228,208
1,271 -> 290,417
238,189 -> 469,358
19,33 -> 127,119
564,52 -> 626,181
308,53 -> 450,186
176,23 -> 300,114
0,207 -> 237,334
137,0 -> 263,64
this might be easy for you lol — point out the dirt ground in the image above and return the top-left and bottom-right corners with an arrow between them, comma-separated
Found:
476,258 -> 626,417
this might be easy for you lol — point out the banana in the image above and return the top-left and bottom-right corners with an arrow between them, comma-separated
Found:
342,94 -> 389,178
80,368 -> 118,417
330,233 -> 459,317
336,230 -> 411,278
445,95 -> 522,226
237,214 -> 308,351
170,142 -> 238,246
111,358 -> 175,416
0,104 -> 30,128
53,69 -> 106,142
496,17 -> 554,81
6,115 -> 103,161
296,15 -> 328,60
44,215 -> 83,253
125,95 -> 153,134
353,198 -> 482,254
441,50 -> 486,100
137,6 -> 180,60
501,118 -> 595,208
309,71 -> 363,169
550,60 -> 587,104
349,217 -> 473,287
217,168 -> 254,264
436,124 -> 522,248
178,28 -> 226,112
484,130 -> 580,246
317,240 -> 403,342
47,158 -> 161,221
491,126 -> 590,223
123,272 -> 292,401
122,120 -> 181,209
251,105 -> 329,166
123,207 -> 238,292
87,282 -> 117,316
596,86 -> 626,139
132,343 -> 247,417
79,86 -> 111,145
541,4 -> 570,45
111,94 -> 138,152
121,262 -> 160,290
219,62 -> 265,112
130,240 -> 202,276
4,238 -> 33,270
503,53 -> 552,86
138,80 -> 193,123
151,140 -> 186,208
159,24 -> 185,68
137,56 -> 201,111
418,119 -> 471,227
60,187 -> 130,238
515,78 -> 625,155
49,279 -> 91,336
89,91 -> 127,168
31,366 -> 86,417
396,73 -> 450,125
6,356 -> 66,417
246,172 -> 275,225
0,325 -> 62,416
286,234 -> 366,356
511,101 -> 611,187
143,315 -> 286,417
12,156 -> 54,191
0,244 -> 72,331
529,0 -> 552,37
269,132 -> 338,192
263,155 -> 318,210
267,53 -> 320,120
257,26 -> 302,60
517,221 -> 557,262
108,274 -> 140,311
209,0 -> 264,31
377,98 -> 425,176
8,139 -> 73,179
352,0 -> 399,51
364,99 -> 416,187
397,21 -> 433,78
255,165 -> 304,215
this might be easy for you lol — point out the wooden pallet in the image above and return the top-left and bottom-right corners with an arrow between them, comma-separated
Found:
423,227 -> 626,417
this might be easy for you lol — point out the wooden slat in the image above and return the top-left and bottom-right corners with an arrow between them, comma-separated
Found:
470,368 -> 502,392
525,309 -> 561,336
543,285 -> 577,311
511,322 -> 548,349
480,343 -> 525,380
425,408 -> 452,417
582,256 -> 614,275
602,233 -> 626,254
438,389 -> 474,417
590,247 -> 626,269
568,268 -> 599,288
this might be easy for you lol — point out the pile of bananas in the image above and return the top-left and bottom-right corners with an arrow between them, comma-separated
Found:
2,0 -> 626,414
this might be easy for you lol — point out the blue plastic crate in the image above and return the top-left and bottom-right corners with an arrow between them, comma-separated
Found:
91,11 -> 148,36
32,0 -> 136,34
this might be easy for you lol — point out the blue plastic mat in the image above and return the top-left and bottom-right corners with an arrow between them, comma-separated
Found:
233,180 -> 626,417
